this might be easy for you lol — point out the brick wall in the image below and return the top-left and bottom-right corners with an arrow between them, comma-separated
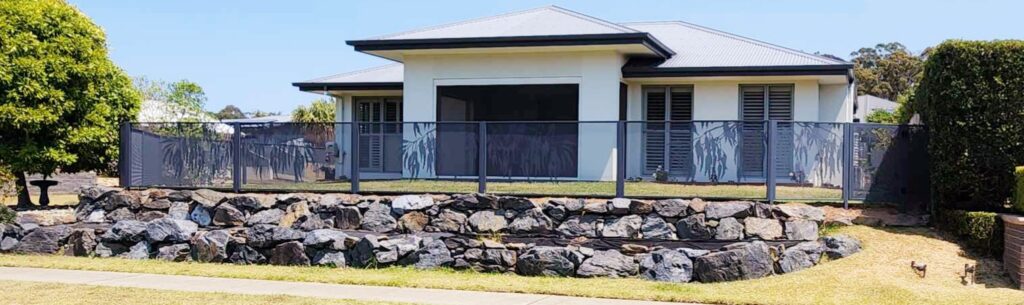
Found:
1003,215 -> 1024,290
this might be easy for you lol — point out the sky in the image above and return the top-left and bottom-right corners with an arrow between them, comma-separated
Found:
69,0 -> 1024,114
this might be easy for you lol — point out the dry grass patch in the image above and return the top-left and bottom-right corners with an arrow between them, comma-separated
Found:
2,226 -> 1022,305
2,193 -> 80,207
0,280 -> 407,305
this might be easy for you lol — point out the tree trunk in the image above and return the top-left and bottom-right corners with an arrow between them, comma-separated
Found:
15,171 -> 35,209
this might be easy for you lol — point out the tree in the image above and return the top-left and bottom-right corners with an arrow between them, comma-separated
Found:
291,99 -> 335,123
865,109 -> 898,124
165,80 -> 206,120
0,0 -> 141,208
850,43 -> 925,101
215,105 -> 246,120
249,110 -> 281,118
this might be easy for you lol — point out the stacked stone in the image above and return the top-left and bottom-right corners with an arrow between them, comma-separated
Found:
0,187 -> 861,284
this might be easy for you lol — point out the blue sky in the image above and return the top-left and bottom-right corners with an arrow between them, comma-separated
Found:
69,0 -> 1023,114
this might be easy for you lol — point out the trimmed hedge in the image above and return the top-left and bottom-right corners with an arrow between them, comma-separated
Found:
1015,166 -> 1024,213
935,209 -> 1004,257
913,40 -> 1024,211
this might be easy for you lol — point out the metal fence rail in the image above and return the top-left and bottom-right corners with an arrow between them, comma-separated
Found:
119,120 -> 929,209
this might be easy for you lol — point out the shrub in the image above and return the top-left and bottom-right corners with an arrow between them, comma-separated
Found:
1015,166 -> 1024,213
0,205 -> 13,225
935,209 -> 1004,257
914,40 -> 1024,211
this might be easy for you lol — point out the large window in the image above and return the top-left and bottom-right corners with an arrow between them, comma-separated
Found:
355,97 -> 402,173
739,84 -> 793,179
643,86 -> 694,176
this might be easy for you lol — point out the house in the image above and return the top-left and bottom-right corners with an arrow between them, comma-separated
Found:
854,95 -> 898,122
293,6 -> 854,184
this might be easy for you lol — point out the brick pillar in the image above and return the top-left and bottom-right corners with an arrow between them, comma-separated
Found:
1003,214 -> 1024,290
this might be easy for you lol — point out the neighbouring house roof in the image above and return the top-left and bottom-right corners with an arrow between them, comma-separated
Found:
296,6 -> 851,91
855,95 -> 899,120
220,115 -> 293,124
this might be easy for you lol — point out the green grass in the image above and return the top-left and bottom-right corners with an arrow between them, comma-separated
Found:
4,226 -> 1021,305
0,280 -> 407,305
244,179 -> 841,200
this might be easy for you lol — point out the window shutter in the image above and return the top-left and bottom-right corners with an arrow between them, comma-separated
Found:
768,85 -> 794,177
644,88 -> 666,173
740,85 -> 767,178
668,87 -> 693,176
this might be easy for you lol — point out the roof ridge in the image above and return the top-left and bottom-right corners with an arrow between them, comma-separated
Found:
368,6 -> 634,40
621,20 -> 849,65
304,63 -> 402,82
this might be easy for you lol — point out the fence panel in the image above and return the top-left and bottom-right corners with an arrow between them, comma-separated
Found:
126,122 -> 234,189
353,122 -> 480,194
849,124 -> 930,211
236,122 -> 347,192
772,122 -> 846,202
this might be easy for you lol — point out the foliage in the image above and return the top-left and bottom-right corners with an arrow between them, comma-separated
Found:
1014,166 -> 1024,213
915,40 -> 1024,211
292,99 -> 335,123
692,122 -> 740,183
215,105 -> 246,120
402,124 -> 436,178
249,110 -> 281,118
865,108 -> 898,124
0,164 -> 15,223
0,0 -> 141,207
934,209 -> 1004,258
851,42 -> 926,101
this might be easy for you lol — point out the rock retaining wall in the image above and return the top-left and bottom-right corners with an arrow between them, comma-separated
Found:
0,188 -> 861,283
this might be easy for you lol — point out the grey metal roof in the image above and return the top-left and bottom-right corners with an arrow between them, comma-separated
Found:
623,21 -> 847,67
365,6 -> 637,40
300,63 -> 403,84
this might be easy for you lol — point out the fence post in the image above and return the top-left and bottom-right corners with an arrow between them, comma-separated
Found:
842,123 -> 854,209
119,122 -> 131,189
478,122 -> 487,193
350,121 -> 360,193
766,120 -> 777,204
616,121 -> 626,198
231,123 -> 242,193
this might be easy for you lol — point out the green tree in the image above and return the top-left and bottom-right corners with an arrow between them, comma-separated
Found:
851,42 -> 925,101
0,0 -> 141,208
291,99 -> 335,123
215,105 -> 246,120
865,109 -> 898,124
165,80 -> 206,119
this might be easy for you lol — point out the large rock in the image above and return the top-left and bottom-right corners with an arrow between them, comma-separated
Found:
508,209 -> 553,234
64,229 -> 97,257
146,218 -> 198,243
777,241 -> 823,273
499,197 -> 536,211
676,214 -> 713,240
246,224 -> 304,248
450,193 -> 498,210
212,203 -> 246,227
122,240 -> 151,259
247,208 -> 284,226
189,205 -> 212,227
102,192 -> 141,211
156,243 -> 191,262
629,200 -> 654,214
553,198 -> 584,212
94,242 -> 128,257
583,200 -> 609,214
311,251 -> 347,267
16,210 -> 76,227
1,237 -> 19,252
688,198 -> 707,214
744,218 -> 784,240
467,210 -> 508,233
103,208 -> 135,222
516,246 -> 578,277
653,199 -> 689,217
191,230 -> 231,263
773,204 -> 826,222
785,220 -> 819,241
400,239 -> 454,269
577,250 -> 639,278
360,202 -> 397,233
168,202 -> 190,220
639,249 -> 693,283
14,226 -> 69,254
193,189 -> 226,207
427,209 -> 466,233
269,241 -> 310,266
332,206 -> 362,230
542,203 -> 568,221
102,220 -> 148,243
461,248 -> 517,272
228,245 -> 266,265
391,195 -> 435,214
556,215 -> 602,237
303,229 -> 349,251
137,211 -> 168,222
601,215 -> 642,238
397,211 -> 429,233
349,235 -> 380,267
225,195 -> 268,212
705,201 -> 753,219
641,214 -> 675,239
714,217 -> 744,240
822,235 -> 861,259
279,201 -> 311,228
694,241 -> 773,282
142,198 -> 171,210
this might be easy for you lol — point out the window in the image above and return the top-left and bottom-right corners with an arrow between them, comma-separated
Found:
643,86 -> 694,176
739,84 -> 793,179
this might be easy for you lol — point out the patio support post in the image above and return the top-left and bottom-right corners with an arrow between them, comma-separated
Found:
478,122 -> 487,193
119,122 -> 131,188
350,121 -> 360,193
616,121 -> 626,198
766,120 -> 777,204
841,123 -> 854,209
231,123 -> 242,193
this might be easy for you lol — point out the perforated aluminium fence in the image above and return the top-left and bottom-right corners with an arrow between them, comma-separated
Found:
120,121 -> 929,209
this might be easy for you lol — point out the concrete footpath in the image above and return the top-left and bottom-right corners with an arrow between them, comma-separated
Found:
0,267 -> 700,305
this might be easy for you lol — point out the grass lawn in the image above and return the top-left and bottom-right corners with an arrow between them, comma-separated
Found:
2,193 -> 79,207
2,226 -> 1021,305
244,179 -> 841,200
0,280 -> 406,305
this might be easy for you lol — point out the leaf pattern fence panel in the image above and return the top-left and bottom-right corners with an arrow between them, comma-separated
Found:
850,124 -> 929,211
625,121 -> 765,199
486,122 -> 615,196
129,123 -> 234,189
238,123 -> 342,192
354,122 -> 478,194
775,122 -> 845,201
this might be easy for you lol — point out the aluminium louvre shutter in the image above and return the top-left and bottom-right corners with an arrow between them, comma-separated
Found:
643,86 -> 694,176
740,85 -> 767,178
768,85 -> 794,178
644,88 -> 666,173
668,87 -> 694,176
